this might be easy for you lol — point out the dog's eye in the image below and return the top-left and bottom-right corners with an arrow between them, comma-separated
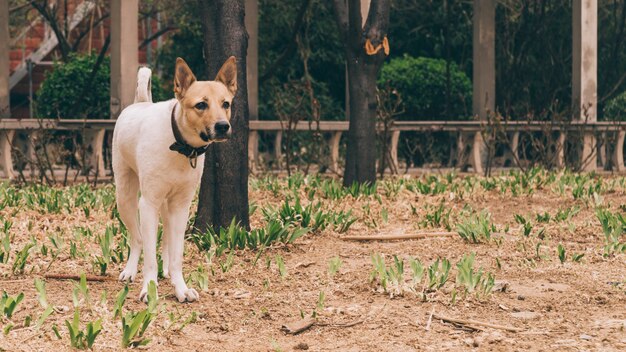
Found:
195,102 -> 208,110
222,101 -> 230,110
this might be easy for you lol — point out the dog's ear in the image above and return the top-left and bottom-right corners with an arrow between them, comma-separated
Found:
215,56 -> 237,96
174,57 -> 197,99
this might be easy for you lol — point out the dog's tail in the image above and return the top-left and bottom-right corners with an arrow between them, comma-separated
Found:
134,66 -> 153,104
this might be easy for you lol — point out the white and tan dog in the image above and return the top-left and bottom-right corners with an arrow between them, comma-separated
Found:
112,57 -> 237,302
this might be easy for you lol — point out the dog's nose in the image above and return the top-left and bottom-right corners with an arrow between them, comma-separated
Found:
215,121 -> 230,135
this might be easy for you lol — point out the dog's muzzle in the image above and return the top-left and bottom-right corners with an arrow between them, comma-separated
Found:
200,122 -> 231,142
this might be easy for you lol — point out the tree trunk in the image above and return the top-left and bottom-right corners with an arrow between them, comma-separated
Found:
334,0 -> 391,187
195,0 -> 250,232
344,56 -> 379,185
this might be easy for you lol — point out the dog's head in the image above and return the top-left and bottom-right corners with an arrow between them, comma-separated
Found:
174,57 -> 237,145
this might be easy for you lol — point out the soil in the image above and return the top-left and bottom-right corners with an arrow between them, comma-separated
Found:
1,172 -> 625,351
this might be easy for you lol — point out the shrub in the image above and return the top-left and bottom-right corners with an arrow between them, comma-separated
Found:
604,91 -> 626,121
36,53 -> 111,118
379,55 -> 471,120
378,55 -> 472,167
36,53 -> 167,119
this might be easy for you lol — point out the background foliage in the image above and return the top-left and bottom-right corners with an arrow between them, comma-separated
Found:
31,0 -> 626,169
36,54 -> 112,119
379,55 -> 471,120
36,53 -> 167,119
36,0 -> 626,122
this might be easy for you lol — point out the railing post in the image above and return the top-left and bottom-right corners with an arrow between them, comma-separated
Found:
329,131 -> 342,173
389,130 -> 400,173
470,132 -> 485,174
456,132 -> 466,168
274,131 -> 283,169
612,130 -> 625,172
599,132 -> 607,169
503,131 -> 519,167
13,131 -> 38,174
556,132 -> 567,168
83,129 -> 106,178
248,130 -> 259,172
573,0 -> 597,171
510,131 -> 519,164
0,130 -> 15,179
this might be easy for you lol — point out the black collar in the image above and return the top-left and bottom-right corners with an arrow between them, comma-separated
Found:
169,103 -> 209,168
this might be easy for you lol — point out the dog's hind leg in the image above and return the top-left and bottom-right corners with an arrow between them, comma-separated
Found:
116,167 -> 142,282
164,193 -> 199,302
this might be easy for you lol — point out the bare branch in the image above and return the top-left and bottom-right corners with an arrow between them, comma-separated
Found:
139,25 -> 177,49
71,13 -> 110,52
9,3 -> 31,13
29,0 -> 72,61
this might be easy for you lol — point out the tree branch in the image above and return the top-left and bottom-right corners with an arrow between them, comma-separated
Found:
29,0 -> 72,61
71,13 -> 110,52
10,3 -> 31,13
139,25 -> 177,49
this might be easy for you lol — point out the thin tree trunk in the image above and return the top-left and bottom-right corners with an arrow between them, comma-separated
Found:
344,57 -> 379,185
335,0 -> 390,186
195,0 -> 250,231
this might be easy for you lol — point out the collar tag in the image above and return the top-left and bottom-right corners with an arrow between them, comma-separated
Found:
189,150 -> 198,169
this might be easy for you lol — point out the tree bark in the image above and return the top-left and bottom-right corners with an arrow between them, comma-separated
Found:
195,0 -> 250,231
334,0 -> 390,186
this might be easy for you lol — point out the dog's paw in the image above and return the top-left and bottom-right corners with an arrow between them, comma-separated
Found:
138,281 -> 158,304
138,288 -> 149,303
175,287 -> 199,303
162,268 -> 170,279
119,267 -> 138,282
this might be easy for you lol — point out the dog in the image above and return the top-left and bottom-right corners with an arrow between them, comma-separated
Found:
112,57 -> 237,302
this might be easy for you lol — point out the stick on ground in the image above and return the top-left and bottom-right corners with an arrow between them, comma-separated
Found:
433,313 -> 523,332
44,274 -> 115,282
425,307 -> 435,331
342,232 -> 456,241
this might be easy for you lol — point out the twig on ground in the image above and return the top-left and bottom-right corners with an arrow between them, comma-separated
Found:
0,278 -> 31,284
425,307 -> 435,331
342,232 -> 456,241
316,319 -> 364,328
433,313 -> 523,332
44,274 -> 115,282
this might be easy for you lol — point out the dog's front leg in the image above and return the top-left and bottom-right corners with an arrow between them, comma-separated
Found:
165,199 -> 199,303
138,197 -> 160,302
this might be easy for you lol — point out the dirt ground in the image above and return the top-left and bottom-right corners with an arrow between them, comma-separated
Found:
1,171 -> 625,351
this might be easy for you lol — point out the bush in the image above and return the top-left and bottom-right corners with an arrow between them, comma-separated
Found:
604,91 -> 626,121
379,55 -> 471,120
36,53 -> 167,119
36,54 -> 110,118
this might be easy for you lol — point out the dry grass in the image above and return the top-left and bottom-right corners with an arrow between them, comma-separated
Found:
1,169 -> 625,351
